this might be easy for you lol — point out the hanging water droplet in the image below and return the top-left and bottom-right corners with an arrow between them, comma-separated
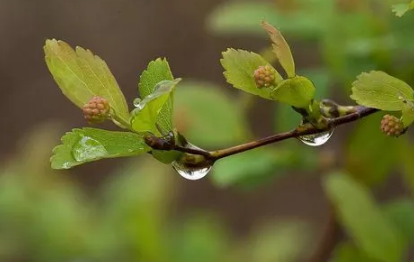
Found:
71,135 -> 108,162
172,160 -> 212,180
133,98 -> 143,109
298,129 -> 334,146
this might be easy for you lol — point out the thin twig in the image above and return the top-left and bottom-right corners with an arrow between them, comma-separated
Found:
170,106 -> 378,161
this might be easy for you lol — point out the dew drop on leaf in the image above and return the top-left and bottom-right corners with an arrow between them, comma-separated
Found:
133,98 -> 142,108
71,135 -> 108,162
298,129 -> 334,146
172,160 -> 212,180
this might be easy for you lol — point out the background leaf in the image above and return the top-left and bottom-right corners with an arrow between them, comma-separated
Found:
350,71 -> 414,111
131,79 -> 180,134
44,39 -> 130,125
174,80 -> 249,148
51,128 -> 150,169
138,58 -> 175,133
392,2 -> 414,17
270,76 -> 315,108
324,173 -> 405,262
344,115 -> 403,185
382,198 -> 414,244
221,49 -> 282,100
329,242 -> 377,262
262,21 -> 295,77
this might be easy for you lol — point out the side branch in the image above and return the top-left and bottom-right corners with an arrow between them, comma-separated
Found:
207,106 -> 377,160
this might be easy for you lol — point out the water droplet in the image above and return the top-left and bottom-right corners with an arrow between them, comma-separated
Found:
133,98 -> 143,109
71,135 -> 108,162
298,129 -> 334,146
172,160 -> 212,180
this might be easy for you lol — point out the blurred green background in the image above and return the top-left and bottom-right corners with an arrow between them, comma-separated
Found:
1,0 -> 414,261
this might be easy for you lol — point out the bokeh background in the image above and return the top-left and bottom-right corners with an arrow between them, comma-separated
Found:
1,0 -> 414,261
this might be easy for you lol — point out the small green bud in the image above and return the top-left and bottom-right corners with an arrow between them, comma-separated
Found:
82,96 -> 110,124
253,65 -> 276,88
380,114 -> 404,137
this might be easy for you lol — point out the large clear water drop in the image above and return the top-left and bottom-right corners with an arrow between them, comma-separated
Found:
172,160 -> 212,180
72,135 -> 108,162
298,129 -> 334,146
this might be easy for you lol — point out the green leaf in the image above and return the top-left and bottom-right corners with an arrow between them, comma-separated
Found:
51,128 -> 150,169
131,79 -> 180,134
271,76 -> 315,108
206,1 -> 331,39
138,58 -> 175,133
392,2 -> 414,17
174,80 -> 249,147
211,148 -> 280,188
324,173 -> 405,262
221,49 -> 283,100
350,71 -> 414,111
262,21 -> 295,78
344,115 -> 403,185
329,242 -> 377,262
401,103 -> 414,127
249,221 -> 310,262
44,39 -> 130,126
382,198 -> 414,244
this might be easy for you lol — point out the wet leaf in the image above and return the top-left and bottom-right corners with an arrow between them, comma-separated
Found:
131,79 -> 180,134
350,71 -> 414,111
44,39 -> 130,126
51,128 -> 150,169
138,58 -> 175,133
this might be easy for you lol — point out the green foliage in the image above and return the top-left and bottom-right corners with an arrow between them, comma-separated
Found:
329,242 -> 377,262
174,80 -> 248,147
138,58 -> 175,133
131,79 -> 180,134
350,71 -> 414,111
344,115 -> 403,185
324,173 -> 405,262
392,1 -> 414,17
51,128 -> 150,169
262,21 -> 295,78
271,76 -> 315,108
221,49 -> 282,99
44,39 -> 130,127
207,1 -> 332,39
382,198 -> 414,244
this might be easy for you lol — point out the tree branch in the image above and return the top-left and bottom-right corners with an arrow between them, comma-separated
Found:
166,106 -> 378,162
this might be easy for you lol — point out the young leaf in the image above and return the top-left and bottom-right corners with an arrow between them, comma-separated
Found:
51,128 -> 150,169
392,2 -> 414,17
270,76 -> 315,108
44,39 -> 130,126
401,103 -> 414,127
221,48 -> 283,100
262,21 -> 295,78
131,79 -> 180,134
350,71 -> 414,111
138,58 -> 175,133
324,173 -> 405,262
